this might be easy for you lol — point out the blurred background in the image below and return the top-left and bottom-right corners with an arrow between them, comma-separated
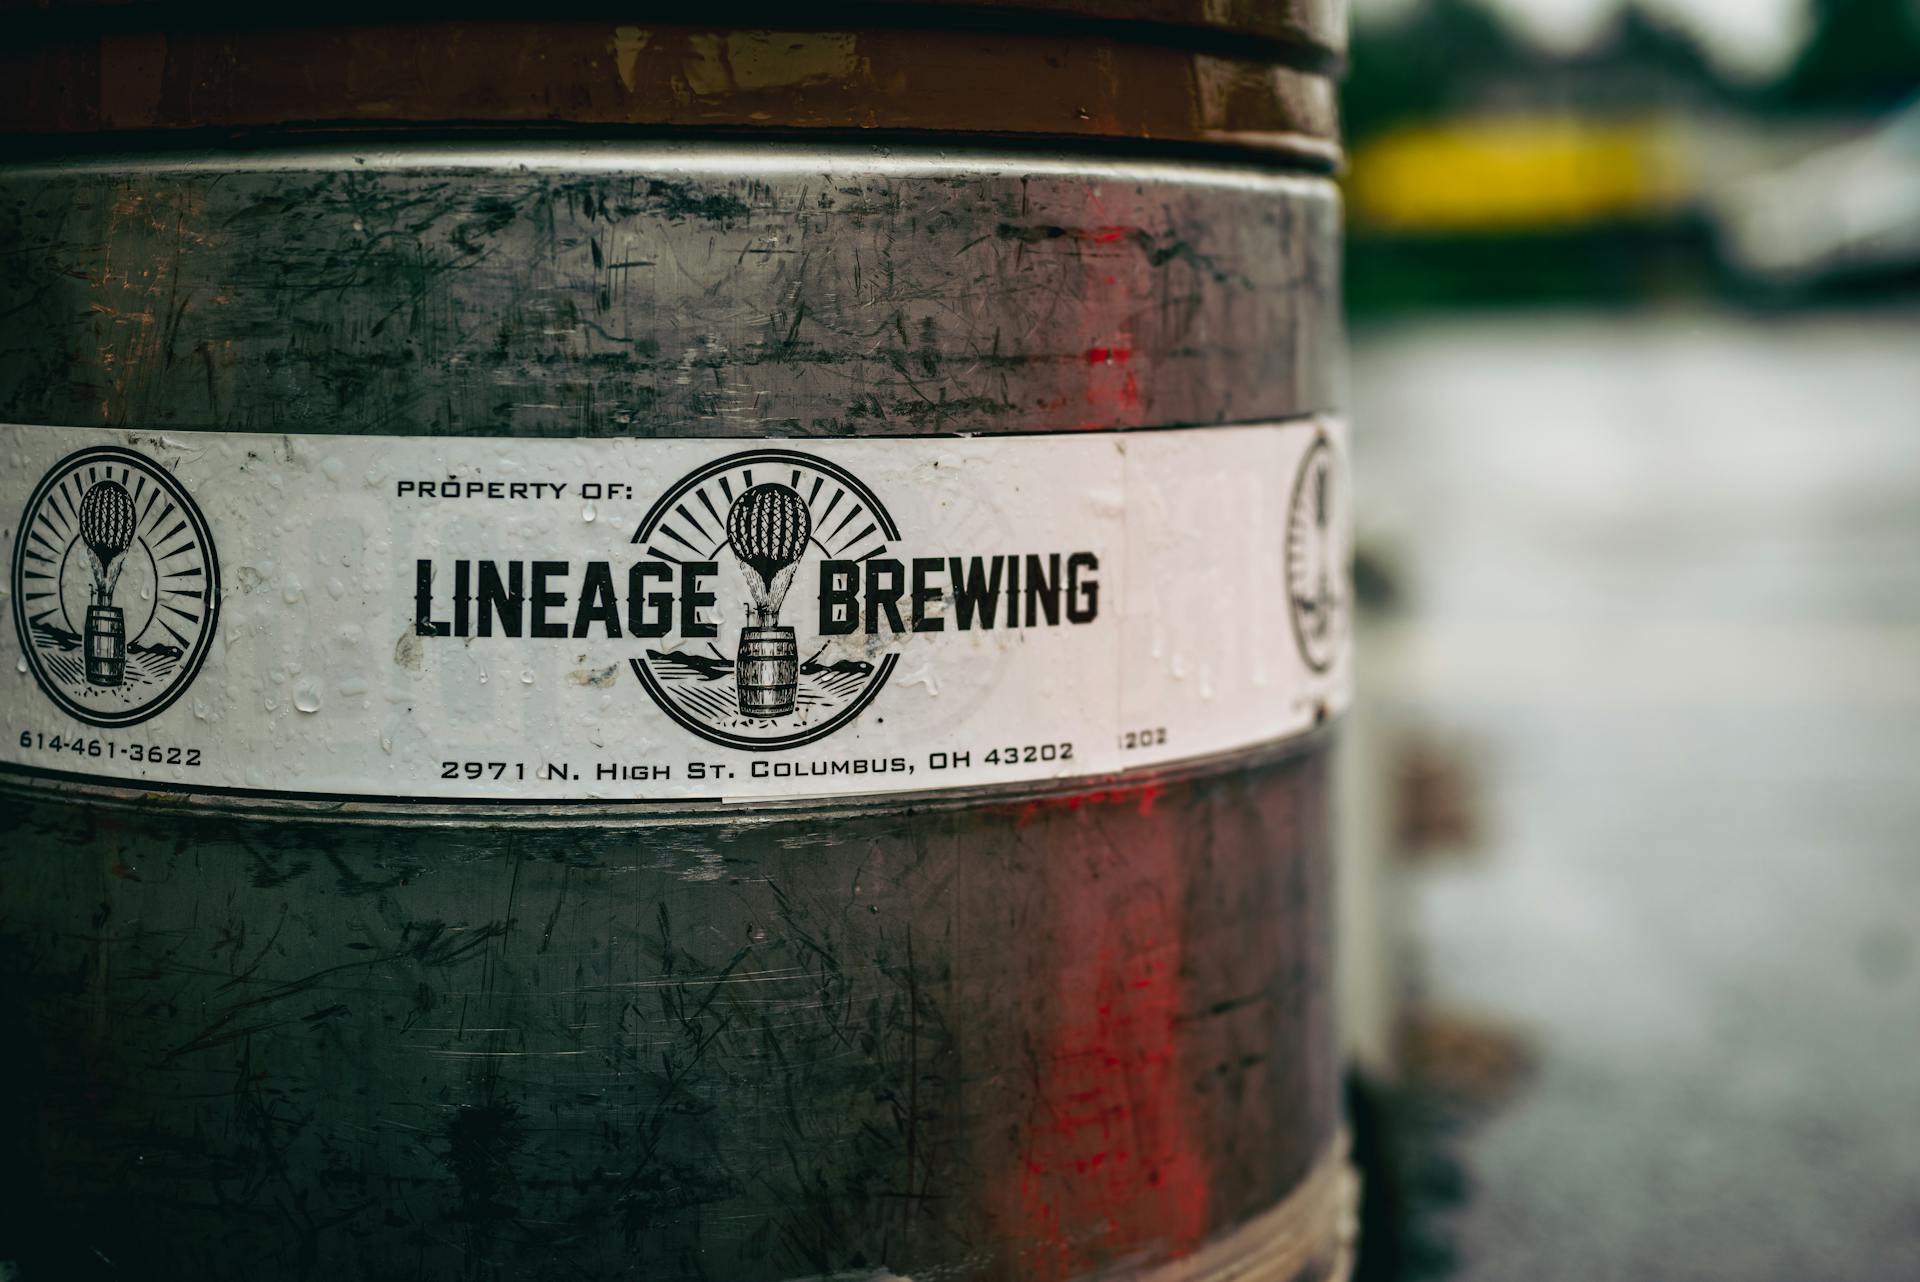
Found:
1334,2 -> 1920,1279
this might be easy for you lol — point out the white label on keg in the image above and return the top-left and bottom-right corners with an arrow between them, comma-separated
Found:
2,421 -> 1351,803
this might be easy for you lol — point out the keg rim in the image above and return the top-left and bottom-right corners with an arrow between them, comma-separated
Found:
0,16 -> 1343,165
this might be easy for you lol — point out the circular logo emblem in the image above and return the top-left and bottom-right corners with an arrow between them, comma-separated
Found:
630,450 -> 899,750
12,446 -> 221,727
1285,432 -> 1350,674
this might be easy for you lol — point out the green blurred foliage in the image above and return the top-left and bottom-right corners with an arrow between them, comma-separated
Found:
1780,0 -> 1920,108
1346,0 -> 1920,145
1345,0 -> 1528,144
1342,0 -> 1920,315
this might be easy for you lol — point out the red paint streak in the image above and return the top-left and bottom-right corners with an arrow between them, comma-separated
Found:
1037,194 -> 1146,433
993,798 -> 1209,1279
1079,334 -> 1141,417
1007,783 -> 1164,827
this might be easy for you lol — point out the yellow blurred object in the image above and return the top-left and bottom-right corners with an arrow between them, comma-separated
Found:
1348,118 -> 1686,232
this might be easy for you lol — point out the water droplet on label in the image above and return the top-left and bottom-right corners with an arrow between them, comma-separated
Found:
520,670 -> 534,685
294,687 -> 322,713
339,678 -> 369,697
15,656 -> 27,673
479,669 -> 489,685
581,502 -> 598,523
283,574 -> 303,604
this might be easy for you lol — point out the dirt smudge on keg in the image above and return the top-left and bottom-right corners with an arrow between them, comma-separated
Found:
394,628 -> 424,671
443,1100 -> 526,1221
568,662 -> 619,688
243,841 -> 313,888
642,179 -> 750,225
989,220 -> 1245,286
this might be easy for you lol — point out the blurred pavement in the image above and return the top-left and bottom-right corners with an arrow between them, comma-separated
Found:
1351,306 -> 1920,1281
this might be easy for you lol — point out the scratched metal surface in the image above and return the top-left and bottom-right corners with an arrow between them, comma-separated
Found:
0,146 -> 1341,439
0,747 -> 1337,1281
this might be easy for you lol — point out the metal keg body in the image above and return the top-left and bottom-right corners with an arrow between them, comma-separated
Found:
0,8 -> 1352,1279
0,147 -> 1350,1282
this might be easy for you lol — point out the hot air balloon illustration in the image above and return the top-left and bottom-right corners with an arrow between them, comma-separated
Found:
726,483 -> 812,718
78,479 -> 136,686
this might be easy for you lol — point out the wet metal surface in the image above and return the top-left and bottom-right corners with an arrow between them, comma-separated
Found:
1352,307 -> 1920,1281
0,147 -> 1341,439
0,756 -> 1337,1281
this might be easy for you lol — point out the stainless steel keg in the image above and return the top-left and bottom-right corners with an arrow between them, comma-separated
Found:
0,7 -> 1353,1279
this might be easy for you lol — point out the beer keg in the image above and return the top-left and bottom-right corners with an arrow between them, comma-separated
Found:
0,5 -> 1354,1279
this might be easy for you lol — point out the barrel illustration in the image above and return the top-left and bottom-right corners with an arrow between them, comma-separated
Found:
0,5 -> 1353,1280
82,603 -> 124,686
727,482 -> 813,718
737,626 -> 801,717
